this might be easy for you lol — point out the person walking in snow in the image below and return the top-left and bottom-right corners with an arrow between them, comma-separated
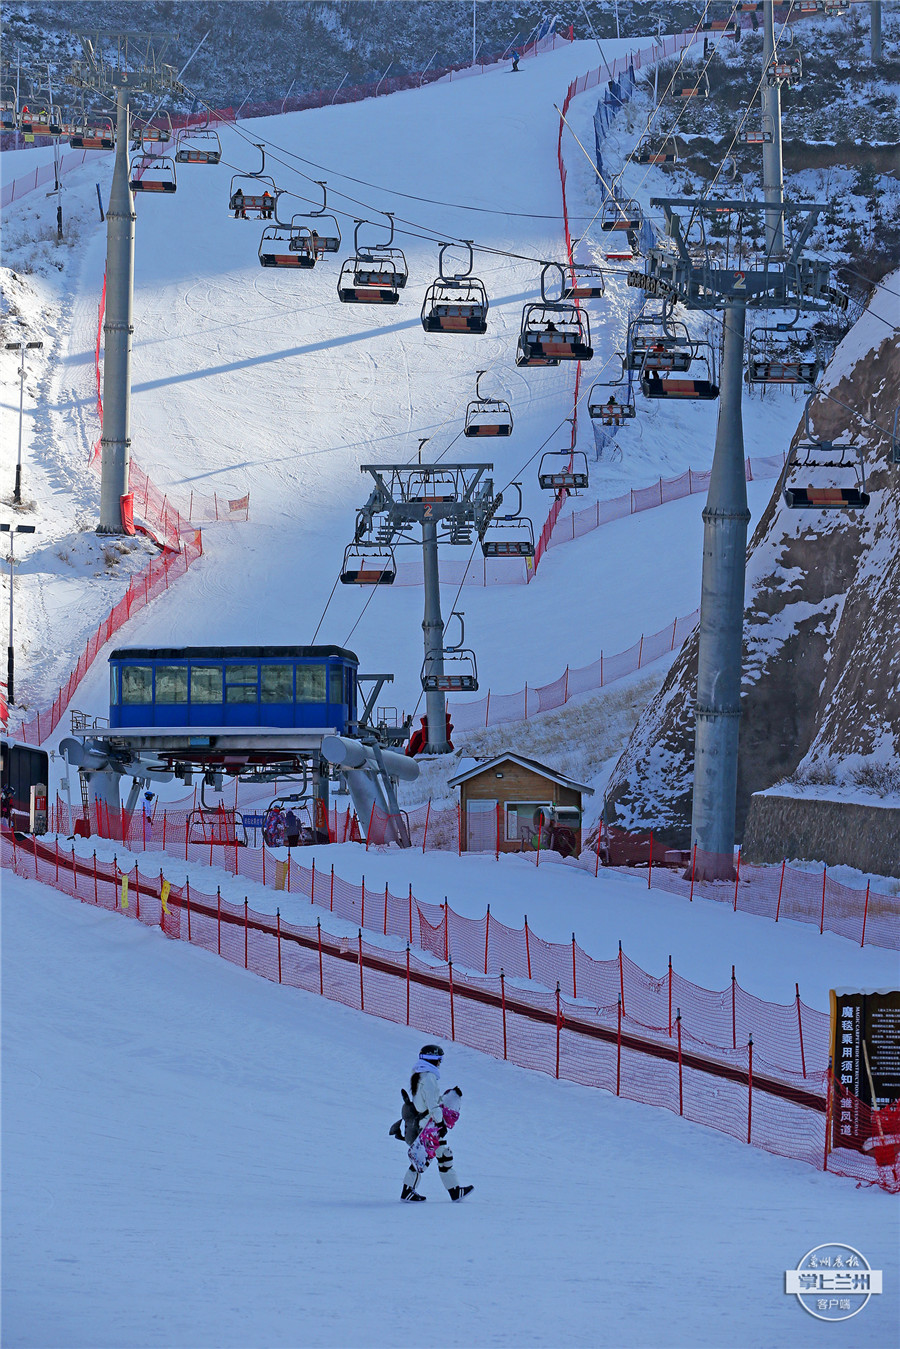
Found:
399,1044 -> 473,1203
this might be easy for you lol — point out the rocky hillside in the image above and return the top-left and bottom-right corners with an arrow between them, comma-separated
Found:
604,273 -> 900,846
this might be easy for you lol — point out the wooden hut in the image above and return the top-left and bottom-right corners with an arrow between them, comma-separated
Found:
447,754 -> 593,855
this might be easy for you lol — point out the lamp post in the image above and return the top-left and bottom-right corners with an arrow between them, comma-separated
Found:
1,522 -> 36,703
5,340 -> 43,504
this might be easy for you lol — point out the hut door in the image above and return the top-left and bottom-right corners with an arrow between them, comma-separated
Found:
466,798 -> 498,852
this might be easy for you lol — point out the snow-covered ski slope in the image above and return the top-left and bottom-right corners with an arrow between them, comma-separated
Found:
4,35 -> 803,729
5,871 -> 897,1349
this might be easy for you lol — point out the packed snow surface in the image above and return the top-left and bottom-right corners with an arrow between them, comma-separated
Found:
4,872 -> 898,1349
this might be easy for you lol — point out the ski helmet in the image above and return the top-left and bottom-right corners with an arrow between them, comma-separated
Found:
419,1044 -> 444,1063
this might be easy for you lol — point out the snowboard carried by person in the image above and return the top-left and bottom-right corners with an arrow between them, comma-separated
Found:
389,1045 -> 473,1202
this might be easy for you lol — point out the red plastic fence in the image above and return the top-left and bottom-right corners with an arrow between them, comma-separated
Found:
0,148 -> 111,209
5,831 -> 895,1192
446,608 -> 700,731
547,455 -> 787,551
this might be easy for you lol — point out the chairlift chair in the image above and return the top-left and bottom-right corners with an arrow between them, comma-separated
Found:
480,485 -> 535,558
139,112 -> 173,146
600,196 -> 642,232
538,448 -> 589,491
562,263 -> 606,300
640,338 -> 718,400
259,224 -> 316,268
338,217 -> 407,304
339,544 -> 397,585
746,326 -> 822,386
517,263 -> 593,365
675,71 -> 710,98
625,316 -> 695,373
129,154 -> 177,192
287,180 -> 341,253
69,117 -> 114,148
588,364 -> 638,425
464,371 -> 513,437
421,612 -> 478,692
782,441 -> 869,509
768,46 -> 802,84
741,112 -> 775,145
175,126 -> 222,164
422,242 -> 488,333
635,135 -> 677,165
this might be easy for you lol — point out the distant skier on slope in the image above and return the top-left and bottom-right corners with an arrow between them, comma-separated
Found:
394,1044 -> 473,1202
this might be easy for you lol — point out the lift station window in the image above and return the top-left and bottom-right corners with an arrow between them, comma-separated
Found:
121,666 -> 153,704
295,664 -> 326,702
261,664 -> 294,703
329,666 -> 344,704
191,665 -> 223,704
156,665 -> 188,703
225,664 -> 259,703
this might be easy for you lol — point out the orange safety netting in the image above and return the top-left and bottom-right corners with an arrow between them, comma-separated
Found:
5,830 -> 895,1192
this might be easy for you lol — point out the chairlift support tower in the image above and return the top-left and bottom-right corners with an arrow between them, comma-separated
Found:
70,33 -> 184,533
351,461 -> 497,755
634,197 -> 842,878
761,2 -> 785,256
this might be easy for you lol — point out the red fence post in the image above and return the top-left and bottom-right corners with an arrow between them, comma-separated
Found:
448,958 -> 456,1041
733,847 -> 741,911
361,875 -> 366,929
244,899 -> 249,968
731,965 -> 737,1048
524,916 -> 532,980
860,881 -> 870,947
820,864 -> 827,934
317,919 -> 324,995
93,851 -> 98,904
616,997 -> 622,1096
358,929 -> 364,1010
775,858 -> 786,922
134,862 -> 140,920
667,956 -> 672,1037
795,983 -> 806,1078
824,1059 -> 833,1172
408,883 -> 413,944
618,940 -> 625,1012
571,933 -> 577,999
484,904 -> 490,974
277,909 -> 282,983
676,1010 -> 683,1116
500,969 -> 507,1059
747,1036 -> 754,1144
217,887 -> 221,955
405,943 -> 410,1025
555,983 -> 561,1080
186,877 -> 191,941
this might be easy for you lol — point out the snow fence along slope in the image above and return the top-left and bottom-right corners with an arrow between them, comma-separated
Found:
5,830 -> 896,1193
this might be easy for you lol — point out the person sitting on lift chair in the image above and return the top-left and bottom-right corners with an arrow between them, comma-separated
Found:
232,188 -> 246,219
261,190 -> 274,219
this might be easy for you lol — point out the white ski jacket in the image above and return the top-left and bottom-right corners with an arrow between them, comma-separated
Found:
411,1070 -> 444,1129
